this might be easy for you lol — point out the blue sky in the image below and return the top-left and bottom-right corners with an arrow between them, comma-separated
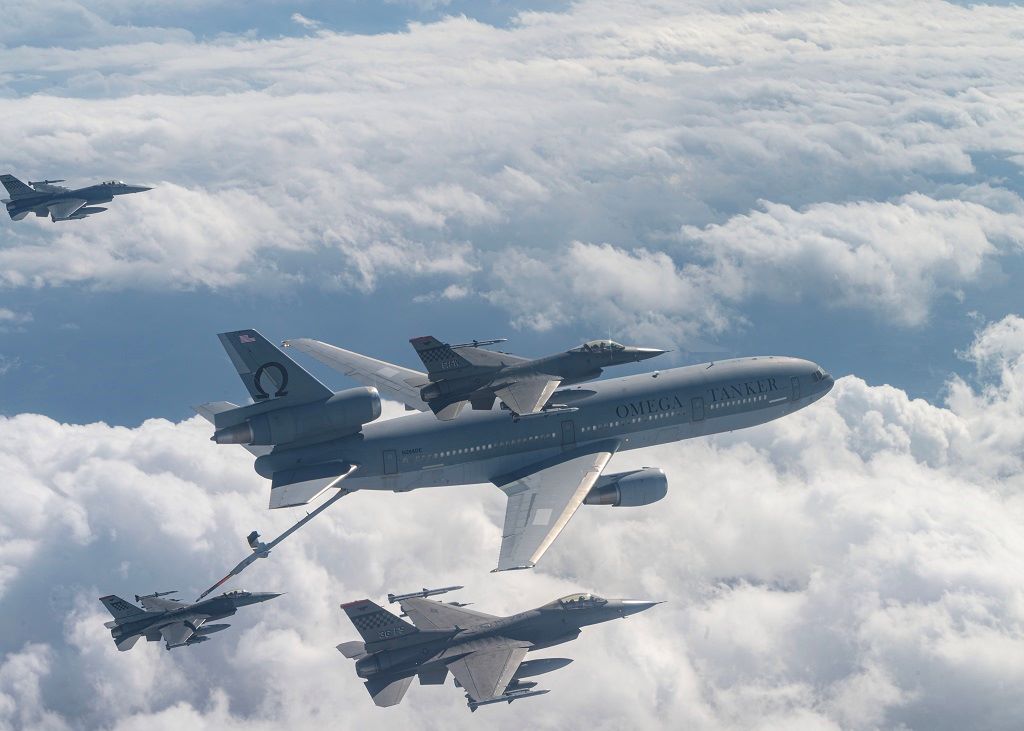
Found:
1,2 -> 1023,729
1,0 -> 1022,424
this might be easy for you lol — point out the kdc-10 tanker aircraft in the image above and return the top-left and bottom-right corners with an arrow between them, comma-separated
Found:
196,330 -> 834,572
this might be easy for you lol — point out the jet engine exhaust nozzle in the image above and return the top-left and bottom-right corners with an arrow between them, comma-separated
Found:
212,422 -> 254,445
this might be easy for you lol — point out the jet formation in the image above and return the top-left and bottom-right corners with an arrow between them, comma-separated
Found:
97,327 -> 833,714
99,589 -> 281,651
338,588 -> 660,711
2,173 -> 151,222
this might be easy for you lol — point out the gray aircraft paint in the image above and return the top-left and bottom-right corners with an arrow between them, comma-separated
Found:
255,355 -> 834,492
99,590 -> 280,651
2,174 -> 151,221
410,335 -> 666,418
202,330 -> 833,571
339,592 -> 660,710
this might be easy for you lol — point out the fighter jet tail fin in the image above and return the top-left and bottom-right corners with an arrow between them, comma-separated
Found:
217,329 -> 333,405
99,595 -> 147,622
341,599 -> 418,646
409,336 -> 473,378
0,174 -> 36,200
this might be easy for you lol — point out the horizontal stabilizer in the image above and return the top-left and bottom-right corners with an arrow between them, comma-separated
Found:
115,634 -> 142,652
336,640 -> 367,659
365,675 -> 414,707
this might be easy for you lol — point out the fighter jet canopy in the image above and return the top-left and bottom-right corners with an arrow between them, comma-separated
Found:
544,593 -> 608,609
102,180 -> 126,185
571,339 -> 626,353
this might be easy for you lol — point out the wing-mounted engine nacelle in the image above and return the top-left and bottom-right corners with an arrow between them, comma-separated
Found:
213,387 -> 381,446
584,467 -> 667,507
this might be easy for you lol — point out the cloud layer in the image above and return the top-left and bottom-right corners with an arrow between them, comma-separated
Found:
2,315 -> 1022,729
1,0 -> 1023,341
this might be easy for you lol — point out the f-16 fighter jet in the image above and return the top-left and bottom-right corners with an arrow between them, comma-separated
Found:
2,173 -> 151,222
337,590 -> 660,711
99,589 -> 280,651
289,335 -> 664,420
403,336 -> 667,419
195,329 -> 833,571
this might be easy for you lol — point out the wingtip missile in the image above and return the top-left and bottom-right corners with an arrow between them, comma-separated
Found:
468,688 -> 550,711
28,179 -> 65,185
135,590 -> 177,602
449,338 -> 507,349
387,585 -> 464,604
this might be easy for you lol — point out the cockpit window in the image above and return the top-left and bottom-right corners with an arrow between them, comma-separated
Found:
544,592 -> 608,609
575,340 -> 625,352
103,180 -> 125,186
812,368 -> 828,382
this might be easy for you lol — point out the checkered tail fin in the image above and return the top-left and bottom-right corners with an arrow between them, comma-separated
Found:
340,599 -> 418,645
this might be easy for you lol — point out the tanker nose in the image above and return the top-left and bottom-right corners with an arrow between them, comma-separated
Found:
811,363 -> 834,396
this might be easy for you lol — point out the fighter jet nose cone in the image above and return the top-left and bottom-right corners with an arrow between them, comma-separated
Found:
632,348 -> 668,361
251,592 -> 284,603
616,600 -> 662,616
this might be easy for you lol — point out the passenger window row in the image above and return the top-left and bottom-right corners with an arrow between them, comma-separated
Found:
415,432 -> 558,462
708,394 -> 769,410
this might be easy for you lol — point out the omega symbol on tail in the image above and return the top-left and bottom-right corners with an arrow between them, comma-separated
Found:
252,362 -> 289,400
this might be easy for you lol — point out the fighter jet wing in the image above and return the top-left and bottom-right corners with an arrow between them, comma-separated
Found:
400,598 -> 497,630
46,198 -> 86,220
492,441 -> 618,571
446,641 -> 530,703
283,338 -> 429,412
493,376 -> 562,415
158,620 -> 198,648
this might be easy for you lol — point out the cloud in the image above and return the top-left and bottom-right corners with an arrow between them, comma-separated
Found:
0,308 -> 32,334
290,14 -> 322,31
0,0 -> 1022,338
1,315 -> 1023,729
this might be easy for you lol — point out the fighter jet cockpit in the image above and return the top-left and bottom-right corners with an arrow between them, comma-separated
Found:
571,339 -> 626,353
544,593 -> 609,610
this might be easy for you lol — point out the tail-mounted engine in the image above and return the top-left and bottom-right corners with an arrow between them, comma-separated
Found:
212,386 -> 381,447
